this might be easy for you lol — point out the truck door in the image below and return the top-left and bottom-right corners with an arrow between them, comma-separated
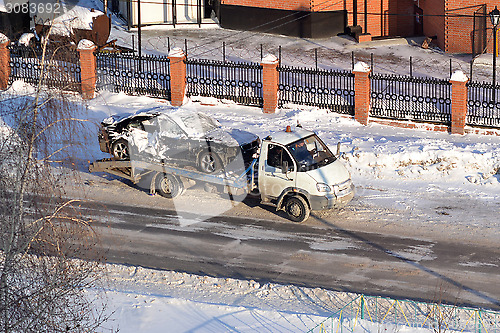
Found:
259,143 -> 296,199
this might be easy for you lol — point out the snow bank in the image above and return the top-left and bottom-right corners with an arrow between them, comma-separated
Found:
102,263 -> 437,333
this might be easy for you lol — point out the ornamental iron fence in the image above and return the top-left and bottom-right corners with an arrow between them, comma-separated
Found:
308,294 -> 500,333
370,74 -> 452,124
185,59 -> 263,107
278,65 -> 355,116
8,44 -> 81,92
96,53 -> 171,99
466,81 -> 500,128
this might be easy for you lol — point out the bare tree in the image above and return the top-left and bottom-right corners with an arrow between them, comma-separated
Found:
0,33 -> 111,332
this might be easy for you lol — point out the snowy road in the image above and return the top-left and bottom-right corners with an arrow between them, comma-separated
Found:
70,195 -> 500,311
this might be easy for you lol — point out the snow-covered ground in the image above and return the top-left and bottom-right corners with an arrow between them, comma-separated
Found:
2,3 -> 500,328
2,62 -> 500,330
99,263 -> 455,333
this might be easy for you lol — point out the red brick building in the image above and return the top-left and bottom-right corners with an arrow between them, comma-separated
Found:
214,0 -> 499,54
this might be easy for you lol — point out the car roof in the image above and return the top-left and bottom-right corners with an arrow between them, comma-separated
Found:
104,107 -> 210,125
266,127 -> 315,146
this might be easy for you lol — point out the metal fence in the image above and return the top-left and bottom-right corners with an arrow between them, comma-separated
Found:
278,66 -> 355,115
96,53 -> 171,99
308,294 -> 500,333
185,59 -> 263,107
467,81 -> 500,128
370,74 -> 452,124
8,45 -> 81,92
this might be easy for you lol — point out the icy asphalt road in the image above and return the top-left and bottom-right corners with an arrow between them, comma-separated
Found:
70,184 -> 500,311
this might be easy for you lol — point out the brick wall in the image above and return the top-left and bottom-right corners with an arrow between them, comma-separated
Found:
445,1 -> 498,54
220,0 -> 500,54
418,0 -> 446,51
396,0 -> 414,36
221,0 -> 311,11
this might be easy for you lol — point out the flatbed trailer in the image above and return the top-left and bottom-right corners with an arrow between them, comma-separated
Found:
89,158 -> 257,198
89,126 -> 355,222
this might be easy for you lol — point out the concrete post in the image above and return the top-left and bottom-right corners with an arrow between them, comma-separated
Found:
353,61 -> 371,125
0,33 -> 10,91
450,70 -> 469,135
261,54 -> 279,114
168,48 -> 187,107
77,39 -> 97,99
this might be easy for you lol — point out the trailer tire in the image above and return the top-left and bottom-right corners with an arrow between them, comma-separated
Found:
284,196 -> 310,223
111,139 -> 130,160
156,174 -> 183,198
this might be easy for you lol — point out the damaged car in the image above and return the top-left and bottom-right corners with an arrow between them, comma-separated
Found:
98,107 -> 260,173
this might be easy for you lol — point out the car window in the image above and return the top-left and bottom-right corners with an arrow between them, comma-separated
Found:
267,144 -> 294,171
127,120 -> 144,131
176,113 -> 220,136
158,117 -> 185,137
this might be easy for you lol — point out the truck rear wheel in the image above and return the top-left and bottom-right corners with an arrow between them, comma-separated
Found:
156,174 -> 183,198
284,196 -> 310,223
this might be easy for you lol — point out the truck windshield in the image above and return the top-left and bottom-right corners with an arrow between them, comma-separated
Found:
286,135 -> 336,172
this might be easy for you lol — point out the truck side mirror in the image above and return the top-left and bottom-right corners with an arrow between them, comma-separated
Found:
281,160 -> 289,174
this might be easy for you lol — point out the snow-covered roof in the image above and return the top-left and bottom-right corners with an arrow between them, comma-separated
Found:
36,6 -> 105,36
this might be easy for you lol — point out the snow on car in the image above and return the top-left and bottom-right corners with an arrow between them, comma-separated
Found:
98,107 -> 260,173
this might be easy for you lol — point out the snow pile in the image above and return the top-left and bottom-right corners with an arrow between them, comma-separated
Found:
18,33 -> 35,47
451,70 -> 469,82
40,7 -> 105,37
77,39 -> 96,50
101,263 -> 437,333
262,54 -> 278,64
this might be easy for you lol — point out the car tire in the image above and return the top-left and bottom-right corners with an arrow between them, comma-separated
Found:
284,196 -> 310,223
111,139 -> 130,160
156,174 -> 183,198
198,150 -> 221,174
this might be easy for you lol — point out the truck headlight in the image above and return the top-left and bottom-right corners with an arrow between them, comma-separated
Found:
316,183 -> 331,192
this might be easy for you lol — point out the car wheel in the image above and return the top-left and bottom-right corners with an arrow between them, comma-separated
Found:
111,139 -> 129,160
156,174 -> 183,198
198,151 -> 221,173
284,196 -> 310,223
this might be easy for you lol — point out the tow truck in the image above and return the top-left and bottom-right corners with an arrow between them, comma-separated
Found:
89,126 -> 355,222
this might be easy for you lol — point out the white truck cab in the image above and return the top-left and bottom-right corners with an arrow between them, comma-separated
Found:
257,126 -> 355,222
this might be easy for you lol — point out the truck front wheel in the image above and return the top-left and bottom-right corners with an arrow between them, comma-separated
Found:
284,196 -> 310,223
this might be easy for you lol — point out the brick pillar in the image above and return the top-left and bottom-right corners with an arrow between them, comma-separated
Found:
450,70 -> 469,135
77,39 -> 97,100
353,62 -> 371,125
261,54 -> 279,114
0,34 -> 10,91
168,48 -> 187,107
